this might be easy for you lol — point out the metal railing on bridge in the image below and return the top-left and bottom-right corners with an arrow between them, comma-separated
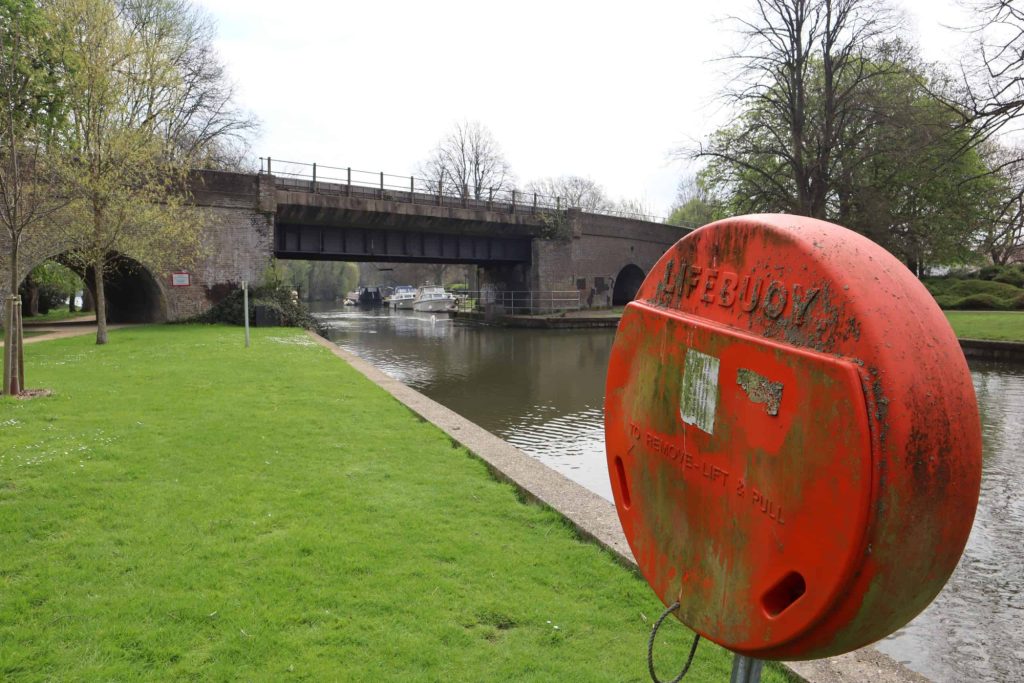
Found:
454,290 -> 581,315
259,157 -> 679,224
261,158 -> 564,217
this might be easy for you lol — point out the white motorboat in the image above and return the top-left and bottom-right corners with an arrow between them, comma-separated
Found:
388,285 -> 418,309
412,286 -> 457,312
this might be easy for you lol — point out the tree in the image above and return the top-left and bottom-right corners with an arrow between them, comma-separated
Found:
418,121 -> 514,199
524,175 -> 612,212
690,0 -> 909,220
21,259 -> 82,314
689,0 -> 995,271
610,197 -> 656,220
667,174 -> 721,228
0,0 -> 69,394
53,0 -> 251,344
117,0 -> 256,168
972,144 -> 1024,265
275,259 -> 360,301
956,1 -> 1024,142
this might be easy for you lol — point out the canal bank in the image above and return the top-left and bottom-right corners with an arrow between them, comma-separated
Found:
309,329 -> 930,683
316,305 -> 1024,683
454,309 -> 1024,362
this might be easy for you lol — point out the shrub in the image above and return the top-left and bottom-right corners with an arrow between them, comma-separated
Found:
992,265 -> 1024,288
932,294 -> 960,309
951,293 -> 1011,310
978,265 -> 1001,281
190,282 -> 322,331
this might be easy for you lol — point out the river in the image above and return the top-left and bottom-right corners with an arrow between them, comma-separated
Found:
314,305 -> 1023,683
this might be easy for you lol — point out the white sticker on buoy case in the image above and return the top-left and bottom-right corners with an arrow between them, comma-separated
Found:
680,349 -> 720,434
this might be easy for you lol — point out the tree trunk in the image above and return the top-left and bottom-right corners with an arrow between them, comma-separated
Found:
3,242 -> 23,395
81,286 -> 94,312
23,281 -> 39,316
68,295 -> 76,312
94,259 -> 108,345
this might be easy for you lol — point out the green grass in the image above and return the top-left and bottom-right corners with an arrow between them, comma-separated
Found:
0,325 -> 795,682
944,311 -> 1024,342
21,308 -> 93,324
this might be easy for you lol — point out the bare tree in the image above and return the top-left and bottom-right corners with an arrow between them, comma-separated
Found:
974,144 -> 1024,264
956,1 -> 1024,141
610,197 -> 657,220
418,121 -> 514,199
667,174 -> 720,227
524,175 -> 612,212
117,0 -> 258,168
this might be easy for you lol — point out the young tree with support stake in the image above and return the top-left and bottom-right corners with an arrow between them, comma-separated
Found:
0,0 -> 68,394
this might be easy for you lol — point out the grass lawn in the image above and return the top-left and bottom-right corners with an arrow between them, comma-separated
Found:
944,311 -> 1024,342
0,325 -> 795,682
21,309 -> 93,324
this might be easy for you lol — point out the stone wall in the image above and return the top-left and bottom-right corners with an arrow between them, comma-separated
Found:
163,171 -> 275,321
528,210 -> 687,308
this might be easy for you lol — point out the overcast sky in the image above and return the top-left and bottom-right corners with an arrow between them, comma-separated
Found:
197,0 -> 977,216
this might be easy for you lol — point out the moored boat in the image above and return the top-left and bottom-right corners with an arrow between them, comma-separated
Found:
388,285 -> 418,309
412,286 -> 457,312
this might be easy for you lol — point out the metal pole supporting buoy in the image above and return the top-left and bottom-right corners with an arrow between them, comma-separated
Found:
730,655 -> 763,683
243,280 -> 250,348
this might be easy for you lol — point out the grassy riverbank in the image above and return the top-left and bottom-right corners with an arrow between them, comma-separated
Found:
945,311 -> 1024,342
0,325 -> 794,681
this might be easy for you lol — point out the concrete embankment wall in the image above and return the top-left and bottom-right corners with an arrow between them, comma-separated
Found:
959,339 -> 1024,363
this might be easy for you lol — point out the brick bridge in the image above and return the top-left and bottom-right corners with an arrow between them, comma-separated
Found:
3,167 -> 691,322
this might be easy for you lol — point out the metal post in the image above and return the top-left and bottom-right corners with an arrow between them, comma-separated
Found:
312,163 -> 317,193
557,196 -> 561,210
347,167 -> 352,196
380,171 -> 384,198
533,192 -> 538,210
511,189 -> 517,213
410,176 -> 415,203
259,156 -> 263,174
267,157 -> 272,175
242,281 -> 250,348
729,655 -> 763,683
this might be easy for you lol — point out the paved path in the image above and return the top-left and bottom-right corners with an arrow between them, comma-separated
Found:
3,320 -> 130,346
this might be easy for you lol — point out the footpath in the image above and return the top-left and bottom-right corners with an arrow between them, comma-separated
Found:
2,315 -> 131,346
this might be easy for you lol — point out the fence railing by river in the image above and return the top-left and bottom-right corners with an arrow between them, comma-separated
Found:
259,157 -> 674,224
454,290 -> 581,315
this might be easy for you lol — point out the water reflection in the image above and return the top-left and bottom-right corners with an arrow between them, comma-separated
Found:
878,361 -> 1024,683
315,306 -> 1023,682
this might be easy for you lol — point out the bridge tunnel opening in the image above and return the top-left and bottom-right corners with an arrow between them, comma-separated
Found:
29,253 -> 168,323
612,264 -> 646,305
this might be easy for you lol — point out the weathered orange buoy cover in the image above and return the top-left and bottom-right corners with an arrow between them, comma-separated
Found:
604,214 -> 982,660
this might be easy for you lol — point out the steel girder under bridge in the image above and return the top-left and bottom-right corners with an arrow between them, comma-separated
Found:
274,223 -> 532,264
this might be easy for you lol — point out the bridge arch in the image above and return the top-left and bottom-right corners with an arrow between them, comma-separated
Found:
612,264 -> 646,305
22,252 -> 168,323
